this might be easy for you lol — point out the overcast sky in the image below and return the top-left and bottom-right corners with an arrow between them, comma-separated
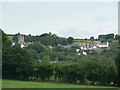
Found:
1,2 -> 118,39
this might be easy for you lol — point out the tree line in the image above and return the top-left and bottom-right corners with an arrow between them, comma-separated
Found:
13,32 -> 74,46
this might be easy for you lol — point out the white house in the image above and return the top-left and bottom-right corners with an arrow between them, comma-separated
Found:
76,49 -> 80,53
20,43 -> 25,48
83,51 -> 87,55
92,46 -> 97,49
12,42 -> 16,46
98,42 -> 109,48
78,53 -> 81,56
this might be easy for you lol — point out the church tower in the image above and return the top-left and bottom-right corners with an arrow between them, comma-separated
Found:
18,35 -> 25,44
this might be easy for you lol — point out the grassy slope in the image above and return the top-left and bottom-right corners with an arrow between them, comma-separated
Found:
73,40 -> 100,44
2,80 -> 117,88
7,36 -> 13,41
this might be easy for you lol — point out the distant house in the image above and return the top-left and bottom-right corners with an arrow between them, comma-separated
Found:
76,49 -> 80,53
50,58 -> 59,63
47,46 -> 53,49
83,51 -> 87,55
63,45 -> 72,49
11,41 -> 16,46
97,42 -> 109,48
20,43 -> 25,48
78,53 -> 81,56
64,42 -> 109,56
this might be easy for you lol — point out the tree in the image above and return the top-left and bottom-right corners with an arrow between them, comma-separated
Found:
99,64 -> 116,86
85,38 -> 87,41
67,37 -> 74,44
2,46 -> 32,79
98,33 -> 114,42
2,30 -> 32,81
84,61 -> 101,84
32,64 -> 54,81
90,36 -> 94,41
115,40 -> 120,87
1,29 -> 11,47
100,41 -> 118,58
54,65 -> 65,82
53,46 -> 62,52
61,64 -> 85,84
26,42 -> 45,53
41,55 -> 51,63
115,34 -> 120,40
106,34 -> 114,39
3,46 -> 32,80
25,49 -> 40,62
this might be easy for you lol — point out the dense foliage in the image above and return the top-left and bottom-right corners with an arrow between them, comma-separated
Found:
13,33 -> 68,46
2,29 -> 120,87
98,33 -> 120,43
2,30 -> 32,80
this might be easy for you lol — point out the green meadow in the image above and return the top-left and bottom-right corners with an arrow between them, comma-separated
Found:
2,80 -> 117,88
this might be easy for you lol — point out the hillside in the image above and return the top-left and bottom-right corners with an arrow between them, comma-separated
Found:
2,30 -> 120,87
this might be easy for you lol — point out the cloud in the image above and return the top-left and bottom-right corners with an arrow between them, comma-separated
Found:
93,16 -> 117,23
59,27 -> 94,39
59,16 -> 118,39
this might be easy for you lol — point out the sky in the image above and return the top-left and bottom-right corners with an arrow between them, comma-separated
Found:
0,2 -> 118,39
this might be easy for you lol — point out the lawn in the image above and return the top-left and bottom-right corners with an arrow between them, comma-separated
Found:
73,41 -> 86,44
73,40 -> 100,44
2,80 -> 118,88
7,36 -> 13,41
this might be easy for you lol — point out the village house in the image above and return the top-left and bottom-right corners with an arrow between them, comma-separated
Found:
63,42 -> 109,55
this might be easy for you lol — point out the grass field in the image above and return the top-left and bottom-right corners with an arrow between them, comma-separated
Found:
73,40 -> 100,44
7,36 -> 13,41
2,80 -> 117,88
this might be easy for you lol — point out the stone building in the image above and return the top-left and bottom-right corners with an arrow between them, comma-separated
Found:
18,35 -> 25,44
17,35 -> 26,48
